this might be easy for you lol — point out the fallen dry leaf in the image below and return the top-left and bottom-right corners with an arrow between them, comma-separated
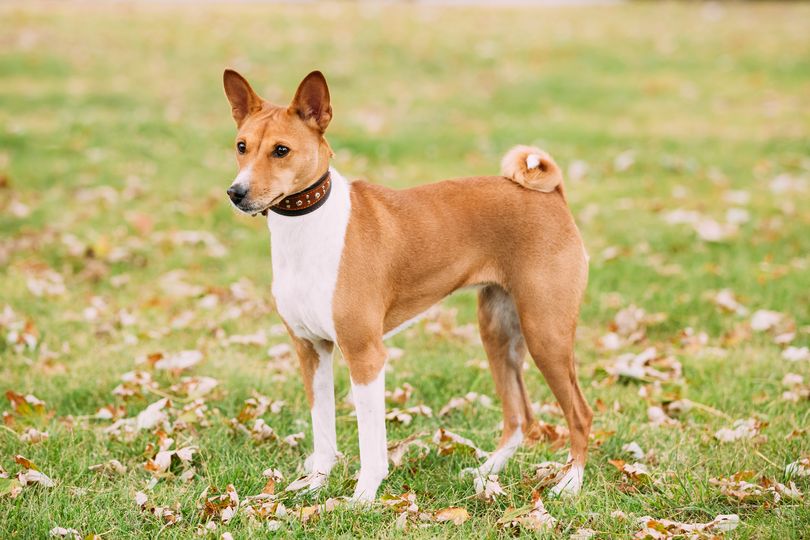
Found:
135,490 -> 183,525
433,428 -> 488,459
434,506 -> 470,525
89,459 -> 127,477
386,405 -> 433,425
782,346 -> 809,362
786,456 -> 809,478
49,527 -> 80,539
710,471 -> 802,504
634,513 -> 739,539
388,433 -> 430,467
499,491 -> 556,532
438,392 -> 493,416
475,474 -> 506,501
381,490 -> 419,514
714,418 -> 766,443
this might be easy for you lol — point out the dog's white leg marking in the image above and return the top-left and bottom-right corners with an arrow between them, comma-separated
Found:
479,427 -> 523,476
350,370 -> 388,502
305,343 -> 338,474
286,343 -> 338,495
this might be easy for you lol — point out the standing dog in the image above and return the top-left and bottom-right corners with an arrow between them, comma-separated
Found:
223,70 -> 592,502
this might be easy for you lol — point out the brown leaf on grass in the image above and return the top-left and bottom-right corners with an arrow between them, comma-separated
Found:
48,527 -> 81,539
709,471 -> 802,504
634,514 -> 739,539
647,406 -> 680,427
19,427 -> 49,444
786,456 -> 809,478
438,392 -> 493,416
144,446 -> 197,477
1,306 -> 39,353
782,346 -> 809,362
200,484 -> 240,523
136,398 -> 171,430
714,418 -> 766,443
26,269 -> 67,298
261,468 -> 284,495
0,477 -> 23,499
151,350 -> 203,373
571,528 -> 597,540
135,491 -> 183,525
711,289 -> 748,316
381,491 -> 419,514
388,433 -> 430,468
434,506 -> 470,525
226,330 -> 267,347
750,310 -> 783,332
289,497 -> 344,524
603,347 -> 682,384
169,376 -> 219,399
475,475 -> 506,501
432,428 -> 488,459
781,373 -> 809,402
88,459 -> 127,477
235,392 -> 285,424
386,405 -> 433,425
498,491 -> 556,531
14,455 -> 55,488
608,459 -> 652,485
4,391 -> 54,429
385,382 -> 414,405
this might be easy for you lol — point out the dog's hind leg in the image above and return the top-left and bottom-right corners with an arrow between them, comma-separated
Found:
464,285 -> 537,485
514,278 -> 592,497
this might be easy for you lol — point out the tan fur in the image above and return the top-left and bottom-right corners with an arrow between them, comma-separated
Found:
224,70 -> 593,476
331,175 -> 592,464
500,145 -> 563,194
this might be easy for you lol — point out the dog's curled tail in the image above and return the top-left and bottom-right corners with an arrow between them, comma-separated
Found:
500,145 -> 563,194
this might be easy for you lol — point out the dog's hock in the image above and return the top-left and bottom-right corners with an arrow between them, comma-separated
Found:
500,145 -> 563,193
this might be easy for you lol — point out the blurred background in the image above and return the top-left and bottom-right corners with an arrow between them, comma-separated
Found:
1,1 -> 809,537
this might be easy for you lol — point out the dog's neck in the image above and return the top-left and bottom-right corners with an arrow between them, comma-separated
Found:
268,169 -> 332,217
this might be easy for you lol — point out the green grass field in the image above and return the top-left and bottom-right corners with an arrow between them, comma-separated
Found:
1,2 -> 809,538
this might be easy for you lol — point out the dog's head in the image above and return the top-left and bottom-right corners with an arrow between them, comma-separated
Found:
223,70 -> 333,215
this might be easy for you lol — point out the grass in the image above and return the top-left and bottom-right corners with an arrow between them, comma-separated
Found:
1,1 -> 809,538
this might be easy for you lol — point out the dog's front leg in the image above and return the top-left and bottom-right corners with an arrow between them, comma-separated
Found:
343,338 -> 388,502
286,337 -> 338,494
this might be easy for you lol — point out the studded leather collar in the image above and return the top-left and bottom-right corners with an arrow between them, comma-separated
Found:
268,170 -> 331,217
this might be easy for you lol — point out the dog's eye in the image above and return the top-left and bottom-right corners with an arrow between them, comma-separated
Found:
237,141 -> 246,154
273,145 -> 290,158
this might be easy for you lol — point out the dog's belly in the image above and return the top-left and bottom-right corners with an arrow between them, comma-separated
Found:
267,169 -> 351,343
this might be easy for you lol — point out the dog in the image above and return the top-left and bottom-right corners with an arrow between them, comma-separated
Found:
223,69 -> 592,502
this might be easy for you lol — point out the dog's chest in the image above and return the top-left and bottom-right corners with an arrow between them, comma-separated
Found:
267,170 -> 351,343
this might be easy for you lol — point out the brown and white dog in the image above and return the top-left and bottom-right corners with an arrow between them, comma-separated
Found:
223,70 -> 592,502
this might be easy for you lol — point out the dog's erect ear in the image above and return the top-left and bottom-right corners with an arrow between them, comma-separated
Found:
290,71 -> 332,132
223,69 -> 262,127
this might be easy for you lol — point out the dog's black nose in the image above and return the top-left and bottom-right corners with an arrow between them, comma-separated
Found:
227,184 -> 247,204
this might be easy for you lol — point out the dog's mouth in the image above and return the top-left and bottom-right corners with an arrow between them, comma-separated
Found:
242,193 -> 285,217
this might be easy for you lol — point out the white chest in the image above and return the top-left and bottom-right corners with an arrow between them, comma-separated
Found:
267,169 -> 351,342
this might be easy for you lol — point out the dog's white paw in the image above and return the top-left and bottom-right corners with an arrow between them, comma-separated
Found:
350,467 -> 386,503
549,464 -> 584,498
285,471 -> 328,494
